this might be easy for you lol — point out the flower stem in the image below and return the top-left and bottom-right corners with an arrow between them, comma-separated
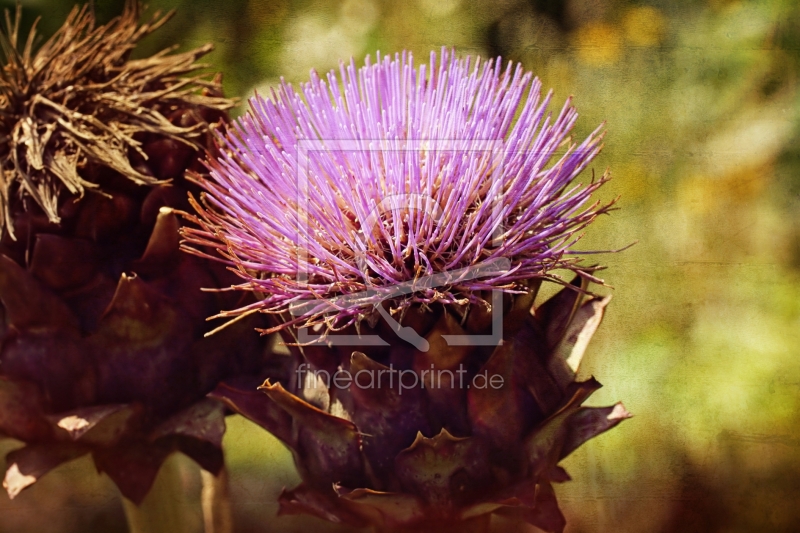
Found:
201,465 -> 233,533
121,454 -> 191,533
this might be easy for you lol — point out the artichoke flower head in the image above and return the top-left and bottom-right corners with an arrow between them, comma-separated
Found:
186,49 -> 612,330
187,49 -> 631,532
0,1 -> 272,504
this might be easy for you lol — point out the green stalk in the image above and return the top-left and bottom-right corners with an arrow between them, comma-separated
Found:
201,465 -> 233,533
121,453 -> 191,533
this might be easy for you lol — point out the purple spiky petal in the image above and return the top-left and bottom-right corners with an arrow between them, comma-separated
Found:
183,49 -> 612,331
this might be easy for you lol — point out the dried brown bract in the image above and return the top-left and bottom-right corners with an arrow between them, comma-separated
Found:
0,0 -> 234,238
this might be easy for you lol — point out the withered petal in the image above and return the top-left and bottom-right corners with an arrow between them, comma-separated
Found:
3,442 -> 88,499
560,402 -> 632,460
48,403 -> 139,446
151,393 -> 227,476
258,380 -> 366,489
535,276 -> 589,349
524,379 -> 602,479
209,381 -> 293,446
548,296 -> 611,387
151,397 -> 225,447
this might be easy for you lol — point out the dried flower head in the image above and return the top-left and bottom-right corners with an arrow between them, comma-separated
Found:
0,1 -> 232,238
0,2 -> 271,504
184,50 -> 612,331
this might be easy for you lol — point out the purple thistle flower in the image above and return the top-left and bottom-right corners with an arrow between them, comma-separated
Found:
183,49 -> 612,332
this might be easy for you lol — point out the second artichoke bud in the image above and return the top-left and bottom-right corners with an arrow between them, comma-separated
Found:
0,2 -> 271,503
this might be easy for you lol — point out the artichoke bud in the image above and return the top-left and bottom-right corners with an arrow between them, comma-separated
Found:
0,2 -> 271,504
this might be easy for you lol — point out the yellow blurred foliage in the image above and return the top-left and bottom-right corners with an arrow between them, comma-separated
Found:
678,174 -> 718,215
247,0 -> 289,27
623,6 -> 666,47
677,164 -> 770,216
614,160 -> 649,201
573,22 -> 622,66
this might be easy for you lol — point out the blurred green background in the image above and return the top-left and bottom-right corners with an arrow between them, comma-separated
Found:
1,0 -> 800,532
